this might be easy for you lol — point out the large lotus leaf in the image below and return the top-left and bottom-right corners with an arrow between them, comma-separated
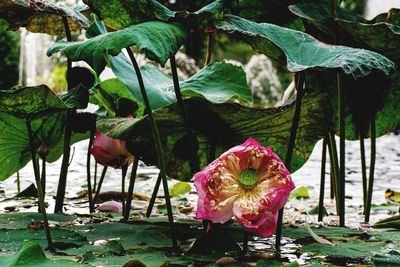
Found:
0,85 -> 70,119
47,21 -> 188,73
83,0 -> 175,30
100,61 -> 253,112
0,0 -> 89,35
97,92 -> 331,181
0,112 -> 87,181
215,14 -> 396,79
289,1 -> 400,64
0,240 -> 86,267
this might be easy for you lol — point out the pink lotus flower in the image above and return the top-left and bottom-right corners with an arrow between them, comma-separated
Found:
91,129 -> 134,169
194,138 -> 295,237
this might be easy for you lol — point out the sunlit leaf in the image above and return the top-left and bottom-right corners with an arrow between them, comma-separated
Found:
97,92 -> 332,181
215,14 -> 395,78
47,21 -> 188,73
169,182 -> 191,197
0,0 -> 89,35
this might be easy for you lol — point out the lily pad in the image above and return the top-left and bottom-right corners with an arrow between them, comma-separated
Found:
215,14 -> 395,78
169,182 -> 191,197
0,212 -> 76,229
97,92 -> 332,180
0,240 -> 86,267
0,0 -> 89,35
47,21 -> 188,73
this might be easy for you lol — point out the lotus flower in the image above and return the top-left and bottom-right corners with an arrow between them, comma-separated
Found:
194,138 -> 295,237
91,129 -> 134,169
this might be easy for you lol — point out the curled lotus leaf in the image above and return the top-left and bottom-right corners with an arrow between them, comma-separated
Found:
0,0 -> 90,35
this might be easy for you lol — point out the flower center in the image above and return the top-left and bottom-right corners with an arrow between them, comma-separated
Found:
238,168 -> 259,190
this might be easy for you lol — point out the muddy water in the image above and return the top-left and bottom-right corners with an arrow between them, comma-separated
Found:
0,134 -> 399,226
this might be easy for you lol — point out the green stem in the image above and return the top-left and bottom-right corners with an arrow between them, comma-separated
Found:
26,120 -> 54,252
126,48 -> 177,251
145,173 -> 162,218
93,166 -> 108,205
241,232 -> 249,258
123,159 -> 139,221
86,129 -> 95,213
365,115 -> 376,222
330,160 -> 335,199
275,72 -> 305,252
170,56 -> 199,173
205,32 -> 214,66
360,131 -> 368,211
328,130 -> 340,215
16,171 -> 20,193
318,137 -> 328,222
121,165 -> 128,215
55,16 -> 74,213
331,0 -> 337,19
41,156 -> 46,197
94,162 -> 98,192
337,73 -> 345,227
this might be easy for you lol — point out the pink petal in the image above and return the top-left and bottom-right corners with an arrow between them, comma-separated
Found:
96,201 -> 122,212
233,205 -> 278,237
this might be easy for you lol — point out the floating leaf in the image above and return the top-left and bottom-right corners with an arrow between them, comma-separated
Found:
47,21 -> 188,73
215,14 -> 395,78
169,182 -> 191,197
289,186 -> 310,200
0,0 -> 89,35
120,230 -> 172,250
97,92 -> 332,181
374,215 -> 400,229
0,240 -> 86,267
374,251 -> 400,265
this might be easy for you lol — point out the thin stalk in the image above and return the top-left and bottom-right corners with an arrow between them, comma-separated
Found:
365,115 -> 376,222
126,48 -> 177,251
146,172 -> 162,218
330,161 -> 335,199
55,17 -> 73,213
93,166 -> 108,205
94,162 -> 98,192
204,32 -> 214,66
360,132 -> 368,211
16,171 -> 20,193
86,129 -> 95,213
331,0 -> 337,19
328,130 -> 340,214
41,156 -> 46,196
241,232 -> 249,257
275,72 -> 305,252
318,137 -> 328,222
121,165 -> 128,215
338,73 -> 345,227
26,120 -> 54,251
170,56 -> 199,173
123,159 -> 139,221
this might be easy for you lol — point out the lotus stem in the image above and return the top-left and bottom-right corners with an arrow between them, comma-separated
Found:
121,165 -> 128,215
241,232 -> 249,258
41,157 -> 46,197
123,159 -> 139,221
93,162 -> 98,191
205,32 -> 214,66
55,17 -> 74,213
330,161 -> 335,199
331,0 -> 337,19
16,171 -> 20,193
86,129 -> 95,213
170,56 -> 200,174
146,172 -> 162,218
337,73 -> 345,227
365,115 -> 376,222
327,130 -> 340,214
126,47 -> 178,251
275,72 -> 305,252
318,137 -> 328,222
26,120 -> 54,252
93,166 -> 108,205
360,131 -> 368,211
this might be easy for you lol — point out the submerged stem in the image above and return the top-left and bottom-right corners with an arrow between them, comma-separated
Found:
26,120 -> 54,252
126,48 -> 177,251
123,159 -> 139,221
318,137 -> 328,222
365,115 -> 376,222
275,72 -> 305,252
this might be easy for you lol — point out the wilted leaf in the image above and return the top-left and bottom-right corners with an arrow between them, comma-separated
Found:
215,14 -> 395,78
47,21 -> 188,73
0,0 -> 89,35
169,182 -> 191,197
97,92 -> 332,181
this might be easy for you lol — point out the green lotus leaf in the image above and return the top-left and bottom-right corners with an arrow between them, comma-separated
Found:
215,14 -> 396,78
289,1 -> 400,64
101,61 -> 253,112
97,92 -> 332,181
0,0 -> 89,35
47,21 -> 188,73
